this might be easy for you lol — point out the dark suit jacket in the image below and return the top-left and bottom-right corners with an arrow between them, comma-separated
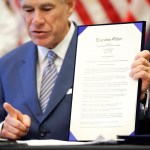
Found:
145,30 -> 150,50
136,30 -> 150,134
0,26 -> 78,140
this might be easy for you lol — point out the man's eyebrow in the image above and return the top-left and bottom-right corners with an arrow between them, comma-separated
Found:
22,4 -> 33,9
40,3 -> 55,7
22,3 -> 54,9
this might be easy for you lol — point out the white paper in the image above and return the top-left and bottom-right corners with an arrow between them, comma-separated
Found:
17,139 -> 85,146
70,23 -> 144,141
17,135 -> 118,146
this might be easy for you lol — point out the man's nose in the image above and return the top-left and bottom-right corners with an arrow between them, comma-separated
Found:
32,11 -> 44,26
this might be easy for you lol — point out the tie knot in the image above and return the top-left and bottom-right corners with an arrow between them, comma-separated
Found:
47,51 -> 57,63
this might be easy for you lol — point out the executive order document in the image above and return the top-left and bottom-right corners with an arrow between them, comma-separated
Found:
69,22 -> 145,141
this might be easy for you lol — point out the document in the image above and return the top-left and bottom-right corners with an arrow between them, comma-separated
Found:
69,22 -> 145,141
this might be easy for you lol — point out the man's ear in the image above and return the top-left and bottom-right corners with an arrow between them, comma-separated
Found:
66,0 -> 76,17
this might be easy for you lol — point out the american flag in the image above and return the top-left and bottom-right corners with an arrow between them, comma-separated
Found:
70,0 -> 150,32
11,0 -> 150,40
13,0 -> 150,30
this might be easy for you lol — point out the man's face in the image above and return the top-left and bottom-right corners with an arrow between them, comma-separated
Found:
20,0 -> 75,48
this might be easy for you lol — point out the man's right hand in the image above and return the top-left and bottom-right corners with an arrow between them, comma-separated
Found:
1,102 -> 31,140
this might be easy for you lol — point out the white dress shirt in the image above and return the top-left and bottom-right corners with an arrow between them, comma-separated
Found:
36,21 -> 75,98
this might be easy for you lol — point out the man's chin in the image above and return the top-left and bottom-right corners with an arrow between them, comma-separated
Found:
31,37 -> 56,49
32,39 -> 48,47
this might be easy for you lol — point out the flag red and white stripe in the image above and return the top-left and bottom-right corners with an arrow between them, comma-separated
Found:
11,0 -> 150,31
70,0 -> 150,32
123,0 -> 150,31
9,0 -> 150,40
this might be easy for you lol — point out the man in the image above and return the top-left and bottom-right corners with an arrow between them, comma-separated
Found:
0,0 -> 150,141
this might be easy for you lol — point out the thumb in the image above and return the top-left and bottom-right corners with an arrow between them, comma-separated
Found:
23,114 -> 31,128
3,102 -> 23,122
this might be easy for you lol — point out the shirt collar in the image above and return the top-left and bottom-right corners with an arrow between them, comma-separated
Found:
37,21 -> 75,65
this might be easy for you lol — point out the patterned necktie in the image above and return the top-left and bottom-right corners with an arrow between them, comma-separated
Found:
39,51 -> 58,113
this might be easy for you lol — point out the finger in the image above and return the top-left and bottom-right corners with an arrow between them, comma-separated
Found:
135,50 -> 150,60
3,102 -> 17,118
14,109 -> 23,123
3,102 -> 23,122
130,65 -> 149,75
4,115 -> 28,132
3,122 -> 28,138
1,128 -> 21,140
131,70 -> 150,80
23,115 -> 31,128
131,58 -> 150,69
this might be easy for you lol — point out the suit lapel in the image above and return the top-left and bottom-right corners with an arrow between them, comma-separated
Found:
41,26 -> 78,122
20,43 -> 43,122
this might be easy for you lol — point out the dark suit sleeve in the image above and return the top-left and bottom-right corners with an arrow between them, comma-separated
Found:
145,30 -> 150,50
138,32 -> 150,133
0,60 -> 7,122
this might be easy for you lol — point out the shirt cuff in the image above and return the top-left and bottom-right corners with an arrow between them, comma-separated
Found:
143,88 -> 150,115
145,89 -> 150,109
0,121 -> 4,138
